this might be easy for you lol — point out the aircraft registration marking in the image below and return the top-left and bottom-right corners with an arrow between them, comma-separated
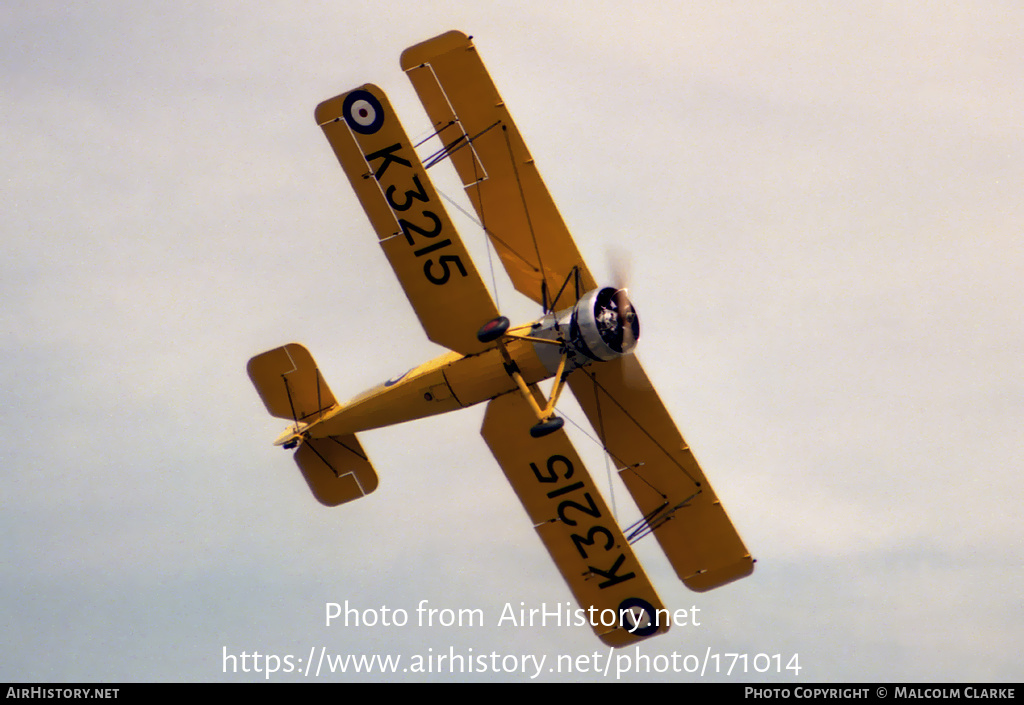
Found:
529,453 -> 637,590
341,90 -> 469,287
363,144 -> 468,285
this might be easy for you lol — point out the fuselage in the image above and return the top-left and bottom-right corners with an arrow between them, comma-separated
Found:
309,323 -> 559,438
281,285 -> 638,445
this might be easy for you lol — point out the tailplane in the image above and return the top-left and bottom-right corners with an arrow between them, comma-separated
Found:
293,434 -> 378,507
247,343 -> 337,424
247,343 -> 379,506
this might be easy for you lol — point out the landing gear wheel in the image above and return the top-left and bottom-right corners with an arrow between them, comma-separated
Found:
530,416 -> 564,438
477,316 -> 510,343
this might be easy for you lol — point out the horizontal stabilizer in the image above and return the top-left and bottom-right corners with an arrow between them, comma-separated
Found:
247,343 -> 337,422
248,344 -> 378,506
295,434 -> 379,507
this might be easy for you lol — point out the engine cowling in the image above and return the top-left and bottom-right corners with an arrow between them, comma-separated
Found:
568,286 -> 640,361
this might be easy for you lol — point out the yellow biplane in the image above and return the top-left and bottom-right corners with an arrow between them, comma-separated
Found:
248,30 -> 753,646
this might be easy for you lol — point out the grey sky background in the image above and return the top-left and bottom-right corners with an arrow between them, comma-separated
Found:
2,1 -> 1020,682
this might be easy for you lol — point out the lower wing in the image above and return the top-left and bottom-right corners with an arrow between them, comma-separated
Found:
481,389 -> 669,646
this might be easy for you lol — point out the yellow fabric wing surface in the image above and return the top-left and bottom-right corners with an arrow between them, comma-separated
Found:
316,84 -> 498,355
567,356 -> 754,591
402,31 -> 597,309
481,390 -> 668,646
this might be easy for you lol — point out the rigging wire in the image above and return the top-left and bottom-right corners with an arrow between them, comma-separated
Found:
502,125 -> 550,306
470,149 -> 500,312
576,365 -> 702,488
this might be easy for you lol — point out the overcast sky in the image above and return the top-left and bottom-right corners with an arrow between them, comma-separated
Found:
2,1 -> 1021,682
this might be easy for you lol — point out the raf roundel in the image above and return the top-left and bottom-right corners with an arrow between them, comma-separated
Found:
342,90 -> 384,134
617,597 -> 660,637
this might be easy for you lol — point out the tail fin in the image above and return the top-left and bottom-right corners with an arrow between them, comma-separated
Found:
247,344 -> 379,507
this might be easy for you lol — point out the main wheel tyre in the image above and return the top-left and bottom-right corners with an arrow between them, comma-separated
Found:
476,316 -> 510,343
529,416 -> 564,438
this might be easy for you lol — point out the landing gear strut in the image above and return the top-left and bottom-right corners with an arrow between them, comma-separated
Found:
478,316 -> 572,438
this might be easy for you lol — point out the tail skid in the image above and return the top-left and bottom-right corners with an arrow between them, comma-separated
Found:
247,343 -> 379,506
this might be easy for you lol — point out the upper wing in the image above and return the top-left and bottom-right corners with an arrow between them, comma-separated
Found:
567,356 -> 754,591
316,84 -> 499,355
481,389 -> 668,646
401,31 -> 597,309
